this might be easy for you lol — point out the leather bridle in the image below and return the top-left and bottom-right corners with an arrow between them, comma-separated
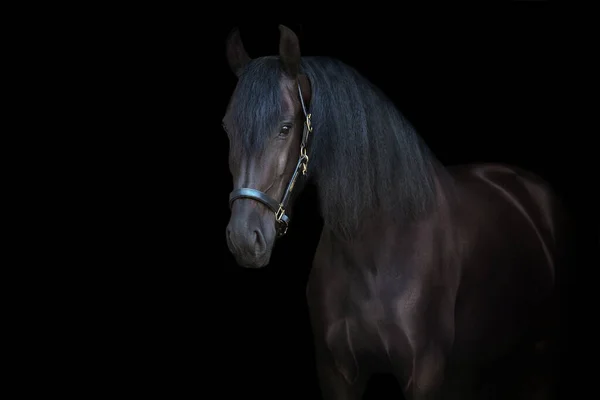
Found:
228,81 -> 313,238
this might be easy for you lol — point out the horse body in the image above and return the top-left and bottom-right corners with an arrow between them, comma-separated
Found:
223,26 -> 565,399
307,163 -> 561,399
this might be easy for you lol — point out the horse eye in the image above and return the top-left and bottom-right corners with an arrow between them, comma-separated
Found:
279,125 -> 291,136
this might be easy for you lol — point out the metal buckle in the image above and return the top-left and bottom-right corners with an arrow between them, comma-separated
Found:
275,205 -> 285,222
300,147 -> 309,175
306,113 -> 313,132
275,205 -> 288,236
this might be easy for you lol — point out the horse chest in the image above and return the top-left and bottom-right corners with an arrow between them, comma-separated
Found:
308,269 -> 414,376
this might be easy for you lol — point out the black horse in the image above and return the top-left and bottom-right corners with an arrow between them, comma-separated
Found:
223,25 -> 567,399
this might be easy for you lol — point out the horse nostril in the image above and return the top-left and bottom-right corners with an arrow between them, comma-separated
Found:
253,230 -> 265,255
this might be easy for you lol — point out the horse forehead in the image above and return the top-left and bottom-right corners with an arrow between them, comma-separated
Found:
223,79 -> 294,123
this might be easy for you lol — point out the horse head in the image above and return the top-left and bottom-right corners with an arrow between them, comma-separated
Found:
223,25 -> 312,268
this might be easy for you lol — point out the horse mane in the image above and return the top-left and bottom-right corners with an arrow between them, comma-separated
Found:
228,56 -> 439,238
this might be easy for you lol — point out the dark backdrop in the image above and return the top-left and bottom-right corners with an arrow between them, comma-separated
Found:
110,9 -> 596,400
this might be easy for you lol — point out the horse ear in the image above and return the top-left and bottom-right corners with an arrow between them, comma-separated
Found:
278,25 -> 301,78
226,28 -> 251,77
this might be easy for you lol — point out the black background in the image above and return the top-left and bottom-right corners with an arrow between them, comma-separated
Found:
104,7 -> 597,399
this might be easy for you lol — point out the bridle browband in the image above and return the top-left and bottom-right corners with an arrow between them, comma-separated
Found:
228,81 -> 313,238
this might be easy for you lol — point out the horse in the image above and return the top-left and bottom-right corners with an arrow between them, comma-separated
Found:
223,25 -> 567,399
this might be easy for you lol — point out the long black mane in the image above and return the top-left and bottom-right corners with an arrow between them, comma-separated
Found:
228,56 -> 439,238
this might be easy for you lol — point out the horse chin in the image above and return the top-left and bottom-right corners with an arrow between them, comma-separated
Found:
234,244 -> 273,268
237,254 -> 271,269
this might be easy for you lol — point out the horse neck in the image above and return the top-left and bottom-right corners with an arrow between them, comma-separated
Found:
317,163 -> 455,269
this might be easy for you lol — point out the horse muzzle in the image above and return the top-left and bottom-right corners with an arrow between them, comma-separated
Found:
226,201 -> 275,268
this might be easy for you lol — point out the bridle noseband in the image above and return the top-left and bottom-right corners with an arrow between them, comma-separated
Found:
228,82 -> 313,238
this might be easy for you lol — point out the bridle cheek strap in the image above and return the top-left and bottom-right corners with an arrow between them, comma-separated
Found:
228,81 -> 312,238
